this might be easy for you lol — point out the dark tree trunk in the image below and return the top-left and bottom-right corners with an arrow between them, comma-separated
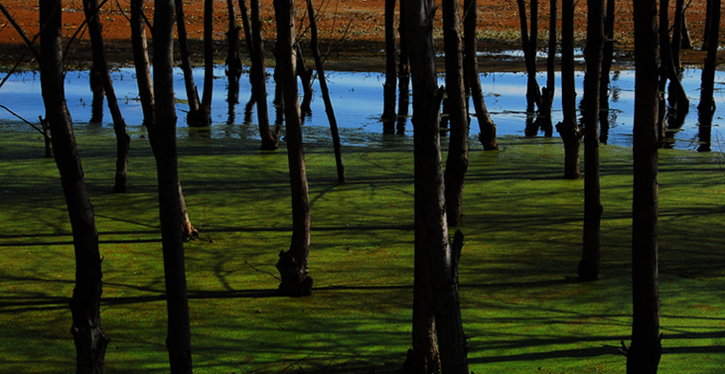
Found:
306,0 -> 346,183
397,0 -> 410,135
382,0 -> 397,130
403,0 -> 469,372
600,0 -> 615,116
226,0 -> 243,79
131,0 -> 198,241
536,0 -> 556,136
698,0 -> 720,114
200,0 -> 214,117
556,0 -> 582,179
702,0 -> 712,51
517,0 -> 542,115
296,43 -> 314,117
274,0 -> 313,297
578,0 -> 604,281
659,0 -> 689,133
82,0 -> 130,193
90,64 -> 104,123
39,1 -> 109,372
174,0 -> 203,126
464,0 -> 497,150
153,0 -> 194,372
627,0 -> 662,370
443,0 -> 469,227
680,8 -> 692,49
249,0 -> 279,150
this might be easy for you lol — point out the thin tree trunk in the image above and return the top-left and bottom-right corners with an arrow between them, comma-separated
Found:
226,0 -> 243,79
90,65 -> 104,123
306,0 -> 345,183
443,0 -> 469,227
404,0 -> 468,372
39,1 -> 109,372
464,0 -> 497,150
600,0 -> 615,112
702,0 -> 712,50
296,43 -> 314,116
174,0 -> 205,127
578,0 -> 604,281
536,0 -> 555,136
397,0 -> 410,135
82,0 -> 130,193
382,0 -> 397,130
556,0 -> 582,179
627,0 -> 662,370
199,0 -> 214,119
274,0 -> 313,297
698,0 -> 720,114
153,0 -> 194,371
249,0 -> 279,150
131,0 -> 197,241
517,0 -> 542,111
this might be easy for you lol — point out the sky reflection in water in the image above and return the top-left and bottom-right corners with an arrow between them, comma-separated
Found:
0,66 -> 723,150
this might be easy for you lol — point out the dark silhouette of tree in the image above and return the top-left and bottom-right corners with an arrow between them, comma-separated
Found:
625,0 -> 662,370
306,0 -> 345,183
82,0 -> 130,193
556,0 -> 582,179
578,0 -> 604,281
539,0 -> 556,137
658,0 -> 688,144
247,0 -> 280,150
225,0 -> 243,108
698,0 -> 720,115
153,0 -> 194,370
464,0 -> 497,150
397,0 -> 410,135
39,0 -> 109,371
402,0 -> 468,372
274,0 -> 313,297
130,0 -> 198,240
599,0 -> 615,143
442,0 -> 469,227
382,0 -> 397,131
516,0 -> 543,135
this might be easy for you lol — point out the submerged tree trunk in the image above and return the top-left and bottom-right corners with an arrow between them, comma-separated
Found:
174,0 -> 202,127
579,0 -> 604,281
249,0 -> 280,150
307,0 -> 345,183
82,0 -> 130,193
464,0 -> 498,150
600,0 -> 615,123
556,0 -> 582,179
397,0 -> 410,135
443,0 -> 469,227
274,0 -> 313,297
517,0 -> 542,118
403,0 -> 469,372
698,0 -> 720,114
627,0 -> 662,370
153,0 -> 194,371
39,1 -> 109,372
382,0 -> 397,130
226,0 -> 243,79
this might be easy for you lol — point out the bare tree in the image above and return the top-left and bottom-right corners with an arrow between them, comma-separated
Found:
625,0 -> 662,370
556,0 -> 582,178
698,0 -> 720,114
39,0 -> 108,372
382,0 -> 397,131
153,0 -> 194,370
274,0 -> 314,297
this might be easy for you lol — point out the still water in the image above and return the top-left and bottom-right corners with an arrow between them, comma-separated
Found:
0,66 -> 723,150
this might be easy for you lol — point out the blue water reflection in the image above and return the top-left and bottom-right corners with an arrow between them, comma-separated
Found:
0,66 -> 722,150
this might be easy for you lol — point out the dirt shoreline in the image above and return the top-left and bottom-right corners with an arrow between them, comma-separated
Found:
0,0 -> 719,72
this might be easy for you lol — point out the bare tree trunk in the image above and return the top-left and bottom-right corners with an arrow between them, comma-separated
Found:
600,0 -> 615,113
463,0 -> 497,150
226,0 -> 243,79
443,0 -> 469,227
274,0 -> 313,297
39,1 -> 109,372
397,0 -> 410,135
578,0 -> 604,281
556,0 -> 582,179
296,43 -> 314,117
537,0 -> 556,136
199,0 -> 214,120
698,0 -> 720,114
249,0 -> 280,150
382,0 -> 397,130
627,0 -> 662,370
90,65 -> 104,123
174,0 -> 203,127
306,0 -> 345,183
82,0 -> 130,193
153,0 -> 194,371
403,0 -> 469,372
517,0 -> 542,114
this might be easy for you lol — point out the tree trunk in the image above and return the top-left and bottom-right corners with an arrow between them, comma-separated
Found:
556,0 -> 582,179
698,0 -> 720,114
463,0 -> 497,150
397,0 -> 410,135
382,0 -> 397,130
82,0 -> 131,193
39,1 -> 109,372
306,0 -> 346,183
131,0 -> 198,241
627,0 -> 662,370
578,0 -> 604,281
226,0 -> 243,79
517,0 -> 542,114
153,0 -> 194,372
249,0 -> 280,150
274,0 -> 313,297
296,43 -> 314,117
702,0 -> 712,50
600,0 -> 615,114
174,0 -> 206,127
443,0 -> 469,228
536,0 -> 556,136
404,0 -> 469,372
90,64 -> 104,123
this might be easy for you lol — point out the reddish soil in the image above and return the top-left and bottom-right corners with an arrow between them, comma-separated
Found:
0,0 -> 718,71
